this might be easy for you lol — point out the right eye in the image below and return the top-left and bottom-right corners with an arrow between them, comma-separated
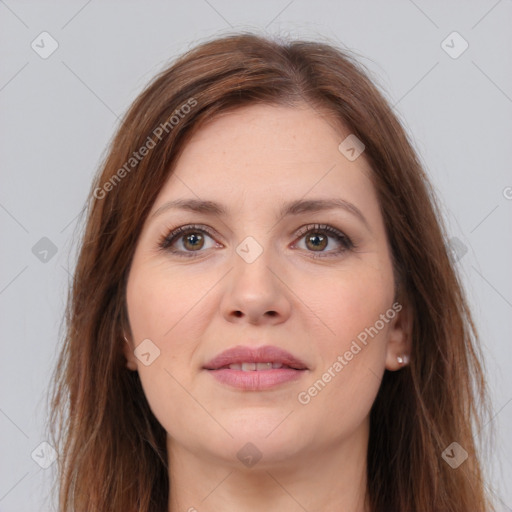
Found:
158,224 -> 223,257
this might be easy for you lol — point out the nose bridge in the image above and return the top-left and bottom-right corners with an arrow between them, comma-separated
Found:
220,234 -> 291,324
232,234 -> 279,296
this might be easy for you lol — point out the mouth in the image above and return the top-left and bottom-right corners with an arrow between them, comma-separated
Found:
203,344 -> 308,371
203,345 -> 308,391
214,362 -> 301,370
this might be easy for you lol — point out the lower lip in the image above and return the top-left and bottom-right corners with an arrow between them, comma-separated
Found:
206,368 -> 306,390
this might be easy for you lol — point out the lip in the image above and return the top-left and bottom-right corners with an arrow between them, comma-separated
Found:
203,345 -> 308,391
203,345 -> 308,370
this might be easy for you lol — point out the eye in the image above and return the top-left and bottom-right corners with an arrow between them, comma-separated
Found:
158,223 -> 355,259
158,224 -> 221,257
292,223 -> 355,258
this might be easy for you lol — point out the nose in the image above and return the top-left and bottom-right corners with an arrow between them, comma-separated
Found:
220,248 -> 292,326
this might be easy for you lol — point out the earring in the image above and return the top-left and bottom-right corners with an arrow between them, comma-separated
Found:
397,354 -> 409,365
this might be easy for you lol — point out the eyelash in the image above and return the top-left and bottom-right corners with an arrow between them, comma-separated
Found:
157,223 -> 355,259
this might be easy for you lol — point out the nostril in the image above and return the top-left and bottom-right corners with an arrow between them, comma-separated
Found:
231,310 -> 277,319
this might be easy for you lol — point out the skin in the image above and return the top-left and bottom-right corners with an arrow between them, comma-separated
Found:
124,103 -> 412,512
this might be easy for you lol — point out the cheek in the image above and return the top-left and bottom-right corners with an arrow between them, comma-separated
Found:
127,262 -> 210,346
299,262 -> 395,352
292,263 -> 393,425
126,265 -> 209,438
126,260 -> 219,423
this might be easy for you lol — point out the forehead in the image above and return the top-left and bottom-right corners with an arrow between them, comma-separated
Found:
152,103 -> 379,218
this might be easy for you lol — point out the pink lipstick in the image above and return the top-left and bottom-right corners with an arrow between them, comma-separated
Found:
203,345 -> 308,391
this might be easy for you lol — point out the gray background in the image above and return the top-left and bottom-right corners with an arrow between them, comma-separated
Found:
1,1 -> 511,510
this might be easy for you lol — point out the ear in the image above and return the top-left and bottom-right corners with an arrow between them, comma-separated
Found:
122,333 -> 138,371
384,300 -> 413,371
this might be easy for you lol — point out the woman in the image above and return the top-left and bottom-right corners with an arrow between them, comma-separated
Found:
48,32 -> 495,511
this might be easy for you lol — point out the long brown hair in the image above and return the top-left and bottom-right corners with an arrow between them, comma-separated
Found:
47,32 -> 495,511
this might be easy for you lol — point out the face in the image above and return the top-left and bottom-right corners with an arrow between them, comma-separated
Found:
125,103 -> 409,468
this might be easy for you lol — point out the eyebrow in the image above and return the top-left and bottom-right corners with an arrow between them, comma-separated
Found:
151,197 -> 371,230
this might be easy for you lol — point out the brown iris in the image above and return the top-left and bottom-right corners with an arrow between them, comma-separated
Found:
306,233 -> 328,251
183,232 -> 205,251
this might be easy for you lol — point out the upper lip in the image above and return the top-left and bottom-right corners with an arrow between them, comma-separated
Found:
203,345 -> 308,370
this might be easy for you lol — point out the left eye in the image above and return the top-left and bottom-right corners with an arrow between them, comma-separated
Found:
292,223 -> 354,258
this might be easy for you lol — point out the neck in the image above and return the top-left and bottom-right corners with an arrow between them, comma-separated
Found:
167,419 -> 370,512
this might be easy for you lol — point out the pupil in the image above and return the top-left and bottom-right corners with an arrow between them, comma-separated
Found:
185,233 -> 203,250
308,233 -> 326,251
